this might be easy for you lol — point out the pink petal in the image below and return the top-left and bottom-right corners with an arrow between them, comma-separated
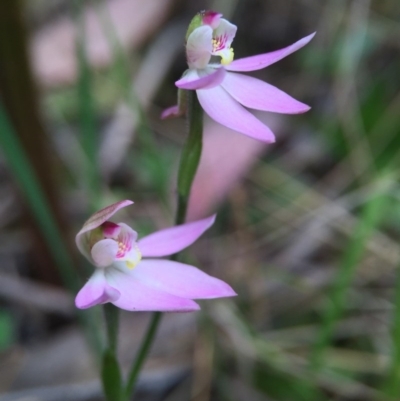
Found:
161,105 -> 181,119
186,25 -> 213,69
175,67 -> 226,90
196,86 -> 275,142
106,269 -> 200,311
136,259 -> 236,299
91,239 -> 119,267
77,200 -> 134,237
226,32 -> 316,72
138,215 -> 216,257
75,270 -> 120,309
221,72 -> 310,114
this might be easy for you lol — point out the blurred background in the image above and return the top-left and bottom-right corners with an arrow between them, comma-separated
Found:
0,0 -> 400,400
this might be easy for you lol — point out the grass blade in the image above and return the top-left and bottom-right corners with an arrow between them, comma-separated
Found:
310,176 -> 392,373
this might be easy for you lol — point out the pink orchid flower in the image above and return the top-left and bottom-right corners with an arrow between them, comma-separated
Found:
75,200 -> 235,311
162,11 -> 315,143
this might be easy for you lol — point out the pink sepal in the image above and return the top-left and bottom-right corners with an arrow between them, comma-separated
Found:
175,68 -> 226,90
75,270 -> 120,309
226,32 -> 316,72
138,215 -> 216,257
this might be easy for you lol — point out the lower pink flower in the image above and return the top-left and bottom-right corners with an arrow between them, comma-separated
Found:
75,200 -> 235,311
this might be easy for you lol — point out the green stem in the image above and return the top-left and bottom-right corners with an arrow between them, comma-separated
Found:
123,312 -> 162,400
101,304 -> 123,401
123,91 -> 204,400
104,303 -> 120,354
176,90 -> 203,225
175,194 -> 188,227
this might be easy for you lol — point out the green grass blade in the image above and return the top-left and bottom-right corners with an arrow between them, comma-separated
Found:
0,105 -> 79,291
0,105 -> 104,356
310,177 -> 392,373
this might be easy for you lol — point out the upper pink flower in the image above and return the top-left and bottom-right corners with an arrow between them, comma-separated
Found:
162,11 -> 315,143
75,200 -> 235,312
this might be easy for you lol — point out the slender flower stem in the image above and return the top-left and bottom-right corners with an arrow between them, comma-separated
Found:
101,303 -> 123,401
176,90 -> 204,225
123,312 -> 162,400
104,303 -> 120,354
123,90 -> 204,400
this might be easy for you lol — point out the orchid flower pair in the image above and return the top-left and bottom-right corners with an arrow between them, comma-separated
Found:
75,201 -> 235,311
75,12 -> 315,313
163,11 -> 315,143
